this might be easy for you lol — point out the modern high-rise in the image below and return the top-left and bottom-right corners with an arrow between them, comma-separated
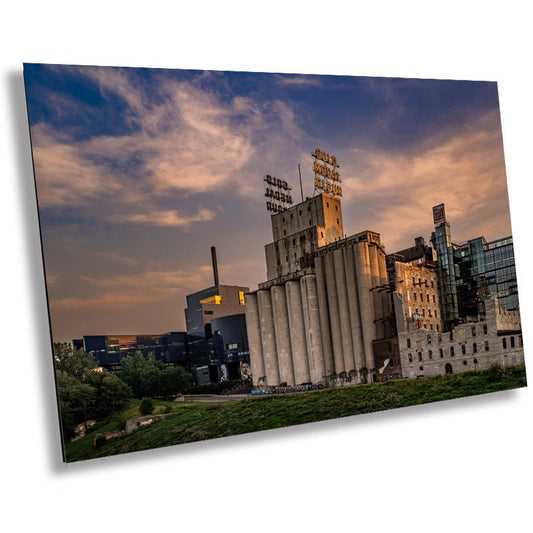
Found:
430,203 -> 519,331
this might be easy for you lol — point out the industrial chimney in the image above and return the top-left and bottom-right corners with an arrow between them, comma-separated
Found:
211,246 -> 220,287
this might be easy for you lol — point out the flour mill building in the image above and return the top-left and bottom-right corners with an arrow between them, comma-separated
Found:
245,150 -> 395,388
244,149 -> 524,390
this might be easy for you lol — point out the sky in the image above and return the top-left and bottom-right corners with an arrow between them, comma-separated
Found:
23,64 -> 512,342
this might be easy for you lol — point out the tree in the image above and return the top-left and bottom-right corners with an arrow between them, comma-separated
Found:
69,382 -> 97,432
158,365 -> 191,399
56,371 -> 97,436
54,342 -> 97,380
100,374 -> 132,413
54,343 -> 132,441
139,397 -> 154,416
118,351 -> 191,399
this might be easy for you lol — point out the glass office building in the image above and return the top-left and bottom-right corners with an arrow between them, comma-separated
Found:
431,205 -> 519,332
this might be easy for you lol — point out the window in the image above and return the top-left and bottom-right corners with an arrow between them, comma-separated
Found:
436,324 -> 439,332
473,342 -> 477,353
502,338 -> 507,349
407,338 -> 411,348
431,280 -> 434,288
335,205 -> 338,211
290,214 -> 293,220
450,331 -> 454,341
226,343 -> 238,350
429,309 -> 432,317
427,294 -> 430,303
427,334 -> 432,343
414,293 -> 417,301
204,310 -> 213,315
433,295 -> 436,303
408,353 -> 413,362
511,336 -> 515,348
485,341 -> 489,351
463,360 -> 468,366
336,218 -> 340,225
450,346 -> 455,356
418,352 -> 423,362
461,344 -> 466,355
283,230 -> 286,236
483,325 -> 488,335
428,350 -> 433,359
326,202 -> 329,208
430,324 -> 434,330
419,366 -> 424,371
439,348 -> 443,358
471,326 -> 476,337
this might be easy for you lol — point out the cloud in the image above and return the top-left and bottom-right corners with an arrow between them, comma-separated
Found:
273,74 -> 323,87
340,109 -> 511,250
52,266 -> 213,311
30,66 -> 311,229
31,123 -> 122,207
112,207 -> 216,229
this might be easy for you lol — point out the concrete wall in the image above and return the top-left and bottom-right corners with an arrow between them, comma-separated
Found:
265,194 -> 344,281
247,233 -> 390,387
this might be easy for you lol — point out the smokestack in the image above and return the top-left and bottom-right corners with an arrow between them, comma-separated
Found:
211,246 -> 220,287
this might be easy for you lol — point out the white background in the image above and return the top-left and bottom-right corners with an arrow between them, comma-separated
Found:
2,2 -> 532,531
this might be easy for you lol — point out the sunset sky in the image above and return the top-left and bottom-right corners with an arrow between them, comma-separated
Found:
24,64 -> 513,342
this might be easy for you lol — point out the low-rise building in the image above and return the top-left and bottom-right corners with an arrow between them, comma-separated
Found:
399,299 -> 524,378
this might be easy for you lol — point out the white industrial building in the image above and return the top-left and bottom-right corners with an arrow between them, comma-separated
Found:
245,193 -> 394,387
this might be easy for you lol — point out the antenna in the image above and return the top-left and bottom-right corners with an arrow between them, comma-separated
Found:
298,164 -> 304,203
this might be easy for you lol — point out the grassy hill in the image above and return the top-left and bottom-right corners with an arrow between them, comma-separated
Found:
64,364 -> 527,462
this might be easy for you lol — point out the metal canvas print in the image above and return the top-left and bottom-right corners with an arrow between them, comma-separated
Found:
23,63 -> 527,463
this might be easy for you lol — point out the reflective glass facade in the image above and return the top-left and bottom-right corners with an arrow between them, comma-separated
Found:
432,218 -> 519,332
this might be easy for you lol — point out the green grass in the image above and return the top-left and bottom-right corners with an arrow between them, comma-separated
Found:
64,365 -> 527,462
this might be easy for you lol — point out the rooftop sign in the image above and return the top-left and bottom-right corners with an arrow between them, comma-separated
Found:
264,174 -> 294,213
313,148 -> 342,197
432,203 -> 446,225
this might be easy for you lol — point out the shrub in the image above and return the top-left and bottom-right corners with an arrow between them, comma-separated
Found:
487,363 -> 505,383
94,435 -> 107,448
139,397 -> 154,416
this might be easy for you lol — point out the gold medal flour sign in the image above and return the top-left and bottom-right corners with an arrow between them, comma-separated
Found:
313,148 -> 342,197
264,174 -> 294,213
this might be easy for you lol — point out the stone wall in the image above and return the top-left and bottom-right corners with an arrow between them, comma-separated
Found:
399,299 -> 524,378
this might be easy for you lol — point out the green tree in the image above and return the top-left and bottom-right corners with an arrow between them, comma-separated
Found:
139,397 -> 154,416
54,342 -> 97,380
100,374 -> 132,413
159,365 -> 191,399
56,371 -> 97,436
69,382 -> 97,432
